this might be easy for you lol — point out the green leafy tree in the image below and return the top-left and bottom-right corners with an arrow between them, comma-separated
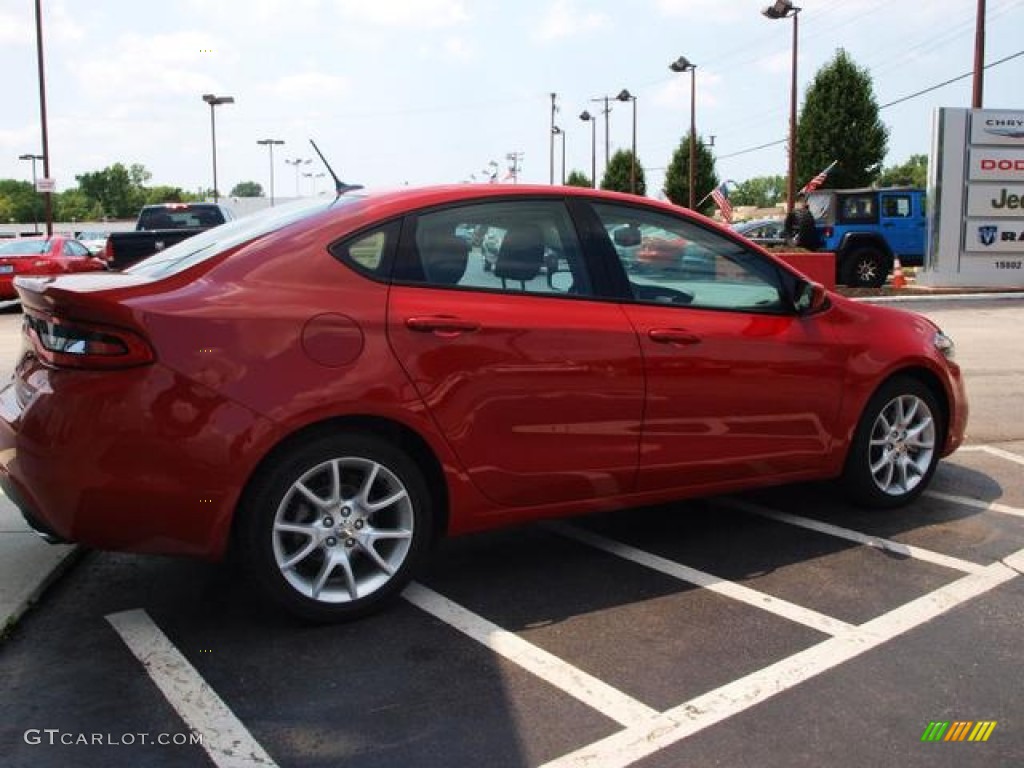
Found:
663,132 -> 719,215
600,150 -> 646,196
565,170 -> 592,188
0,179 -> 40,224
54,189 -> 104,222
230,181 -> 264,197
877,154 -> 928,188
730,175 -> 786,208
75,163 -> 149,218
143,185 -> 187,204
796,49 -> 888,190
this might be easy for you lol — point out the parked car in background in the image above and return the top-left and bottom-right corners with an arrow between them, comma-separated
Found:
0,235 -> 106,300
807,187 -> 927,288
0,185 -> 966,623
102,202 -> 235,270
732,218 -> 787,248
75,230 -> 111,255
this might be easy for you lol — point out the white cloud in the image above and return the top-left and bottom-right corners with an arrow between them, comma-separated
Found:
264,71 -> 352,102
70,31 -> 237,102
534,0 -> 611,43
333,0 -> 469,28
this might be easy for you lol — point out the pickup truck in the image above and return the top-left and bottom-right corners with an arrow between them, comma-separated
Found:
102,202 -> 235,270
806,187 -> 926,288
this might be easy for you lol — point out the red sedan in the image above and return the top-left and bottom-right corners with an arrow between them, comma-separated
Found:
0,235 -> 106,300
0,185 -> 967,622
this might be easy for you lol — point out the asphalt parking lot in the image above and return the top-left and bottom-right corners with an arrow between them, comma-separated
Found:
1,298 -> 1023,768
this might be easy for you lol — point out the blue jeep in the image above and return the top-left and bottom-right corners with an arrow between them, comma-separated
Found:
806,187 -> 926,288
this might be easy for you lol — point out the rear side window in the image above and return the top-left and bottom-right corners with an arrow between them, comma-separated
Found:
397,200 -> 593,297
330,221 -> 400,277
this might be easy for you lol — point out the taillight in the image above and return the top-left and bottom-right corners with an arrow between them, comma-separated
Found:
23,311 -> 154,369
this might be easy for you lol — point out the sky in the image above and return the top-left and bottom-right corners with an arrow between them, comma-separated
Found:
1,0 -> 1022,203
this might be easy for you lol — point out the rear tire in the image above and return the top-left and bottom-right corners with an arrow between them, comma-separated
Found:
239,433 -> 433,622
840,247 -> 888,288
840,376 -> 943,509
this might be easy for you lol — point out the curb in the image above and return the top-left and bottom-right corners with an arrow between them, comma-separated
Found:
0,543 -> 84,640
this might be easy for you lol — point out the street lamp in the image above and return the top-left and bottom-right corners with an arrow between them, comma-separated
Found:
552,126 -> 566,185
579,111 -> 597,188
202,93 -> 234,202
617,89 -> 638,194
18,153 -> 45,232
549,92 -> 558,185
762,0 -> 801,213
256,139 -> 284,206
973,0 -> 986,108
669,56 -> 697,209
285,158 -> 311,196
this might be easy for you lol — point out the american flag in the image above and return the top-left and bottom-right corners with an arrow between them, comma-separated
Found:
711,181 -> 733,223
799,160 -> 837,195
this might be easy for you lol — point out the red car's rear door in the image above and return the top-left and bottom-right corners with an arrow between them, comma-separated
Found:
387,199 -> 644,507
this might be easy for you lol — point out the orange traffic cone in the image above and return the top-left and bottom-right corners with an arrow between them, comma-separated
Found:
891,256 -> 907,289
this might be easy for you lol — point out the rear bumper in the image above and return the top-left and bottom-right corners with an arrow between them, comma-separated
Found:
0,362 -> 279,559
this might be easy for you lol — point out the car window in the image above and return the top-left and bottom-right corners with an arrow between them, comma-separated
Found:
64,241 -> 90,257
331,221 -> 400,277
838,194 -> 877,223
591,202 -> 787,313
882,195 -> 912,218
401,200 -> 592,297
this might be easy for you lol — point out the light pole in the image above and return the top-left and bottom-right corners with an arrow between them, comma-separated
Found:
18,153 -> 44,232
579,111 -> 597,188
202,93 -> 234,202
33,0 -> 53,235
256,139 -> 284,206
669,56 -> 697,209
549,92 -> 558,185
617,89 -> 638,194
285,158 -> 311,197
552,127 -> 566,185
762,0 -> 801,213
973,0 -> 986,108
590,95 -> 613,171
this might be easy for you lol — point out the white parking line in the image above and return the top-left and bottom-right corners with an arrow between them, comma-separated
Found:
402,583 -> 658,728
546,522 -> 854,637
715,498 -> 987,575
959,445 -> 1024,466
924,490 -> 1024,518
107,609 -> 278,768
540,553 -> 1021,768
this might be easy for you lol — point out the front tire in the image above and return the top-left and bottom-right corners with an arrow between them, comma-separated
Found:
239,433 -> 433,622
840,376 -> 943,509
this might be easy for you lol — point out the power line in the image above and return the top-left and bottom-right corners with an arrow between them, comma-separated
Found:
716,48 -> 1024,162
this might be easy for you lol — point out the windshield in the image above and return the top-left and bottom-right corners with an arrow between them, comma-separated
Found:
127,196 -> 364,278
0,239 -> 49,256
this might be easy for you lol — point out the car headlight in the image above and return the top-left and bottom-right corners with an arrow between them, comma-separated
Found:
933,331 -> 956,361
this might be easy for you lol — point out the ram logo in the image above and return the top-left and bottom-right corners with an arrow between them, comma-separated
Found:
977,226 -> 998,246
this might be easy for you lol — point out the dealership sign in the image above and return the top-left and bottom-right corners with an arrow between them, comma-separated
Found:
921,108 -> 1024,287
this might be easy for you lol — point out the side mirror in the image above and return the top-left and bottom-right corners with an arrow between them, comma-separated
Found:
613,225 -> 642,248
794,280 -> 828,314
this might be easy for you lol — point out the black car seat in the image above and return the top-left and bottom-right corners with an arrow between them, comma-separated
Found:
494,224 -> 544,290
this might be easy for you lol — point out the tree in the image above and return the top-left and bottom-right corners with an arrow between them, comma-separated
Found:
730,175 -> 786,208
230,181 -> 264,197
877,154 -> 928,188
796,49 -> 888,190
600,150 -> 646,196
565,170 -> 592,188
0,179 -> 40,224
54,189 -> 104,222
75,163 -> 149,219
143,185 -> 188,204
663,132 -> 718,216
